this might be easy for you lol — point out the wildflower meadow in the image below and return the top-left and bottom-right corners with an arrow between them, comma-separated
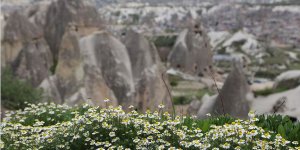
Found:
1,100 -> 300,150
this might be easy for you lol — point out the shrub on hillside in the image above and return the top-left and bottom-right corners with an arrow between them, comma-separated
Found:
153,36 -> 177,48
1,102 -> 300,150
173,96 -> 191,105
256,115 -> 300,142
169,75 -> 181,87
253,87 -> 288,96
1,68 -> 43,110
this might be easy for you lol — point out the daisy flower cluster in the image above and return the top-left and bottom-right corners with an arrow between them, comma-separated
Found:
204,111 -> 299,150
1,103 -> 299,150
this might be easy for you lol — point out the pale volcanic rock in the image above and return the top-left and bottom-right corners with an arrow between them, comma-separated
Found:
2,11 -> 53,86
212,61 -> 253,118
55,30 -> 84,102
274,70 -> 300,89
167,27 -> 213,77
80,31 -> 135,108
197,94 -> 218,118
252,86 -> 300,120
123,30 -> 172,111
38,75 -> 63,104
44,0 -> 103,61
197,61 -> 253,119
2,11 -> 42,66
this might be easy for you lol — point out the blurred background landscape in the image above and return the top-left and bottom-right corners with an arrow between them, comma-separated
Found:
1,0 -> 300,119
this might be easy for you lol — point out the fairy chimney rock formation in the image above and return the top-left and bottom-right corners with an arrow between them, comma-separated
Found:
168,25 -> 213,77
81,31 -> 135,108
55,30 -> 83,101
2,11 -> 42,66
212,61 -> 252,118
44,0 -> 103,61
123,29 -> 172,111
2,11 -> 53,86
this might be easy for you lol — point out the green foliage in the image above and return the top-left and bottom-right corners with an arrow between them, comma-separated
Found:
1,68 -> 43,110
254,48 -> 296,80
232,40 -> 246,48
7,103 -> 87,126
153,36 -> 177,48
182,115 -> 235,132
217,48 -> 227,54
173,88 -> 213,105
216,62 -> 232,73
289,63 -> 300,70
49,58 -> 58,75
276,78 -> 300,90
255,115 -> 300,142
169,75 -> 181,87
255,69 -> 282,79
170,80 -> 178,87
165,28 -> 175,33
254,87 -> 289,96
259,0 -> 300,6
129,14 -> 139,24
173,96 -> 191,105
113,11 -> 121,16
264,57 -> 287,66
264,48 -> 289,66
195,88 -> 213,99
2,104 -> 299,149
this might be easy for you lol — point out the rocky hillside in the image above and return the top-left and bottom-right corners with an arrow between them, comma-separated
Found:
1,0 -> 172,112
1,0 -> 300,120
98,2 -> 300,49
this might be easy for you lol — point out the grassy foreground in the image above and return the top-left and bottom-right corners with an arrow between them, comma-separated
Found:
1,102 -> 300,150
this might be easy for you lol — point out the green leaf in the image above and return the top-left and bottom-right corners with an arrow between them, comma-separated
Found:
278,124 -> 286,139
202,121 -> 210,132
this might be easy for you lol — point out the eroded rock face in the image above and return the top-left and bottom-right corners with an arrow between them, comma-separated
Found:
80,31 -> 135,108
57,30 -> 172,111
212,61 -> 252,118
2,11 -> 53,86
39,75 -> 62,104
187,99 -> 202,116
14,40 -> 53,86
2,1 -> 174,112
252,86 -> 300,120
25,1 -> 52,29
55,30 -> 84,102
123,30 -> 156,78
123,30 -> 172,111
196,60 -> 252,119
39,31 -> 120,107
2,11 -> 42,67
81,66 -> 117,106
167,27 -> 213,76
274,70 -> 300,90
44,0 -> 103,61
2,12 -> 42,44
197,94 -> 218,118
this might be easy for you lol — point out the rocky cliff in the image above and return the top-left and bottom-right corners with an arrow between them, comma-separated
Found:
44,0 -> 103,61
1,0 -> 172,112
2,11 -> 53,86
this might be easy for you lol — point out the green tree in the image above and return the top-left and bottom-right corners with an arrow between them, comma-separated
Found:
1,68 -> 43,110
